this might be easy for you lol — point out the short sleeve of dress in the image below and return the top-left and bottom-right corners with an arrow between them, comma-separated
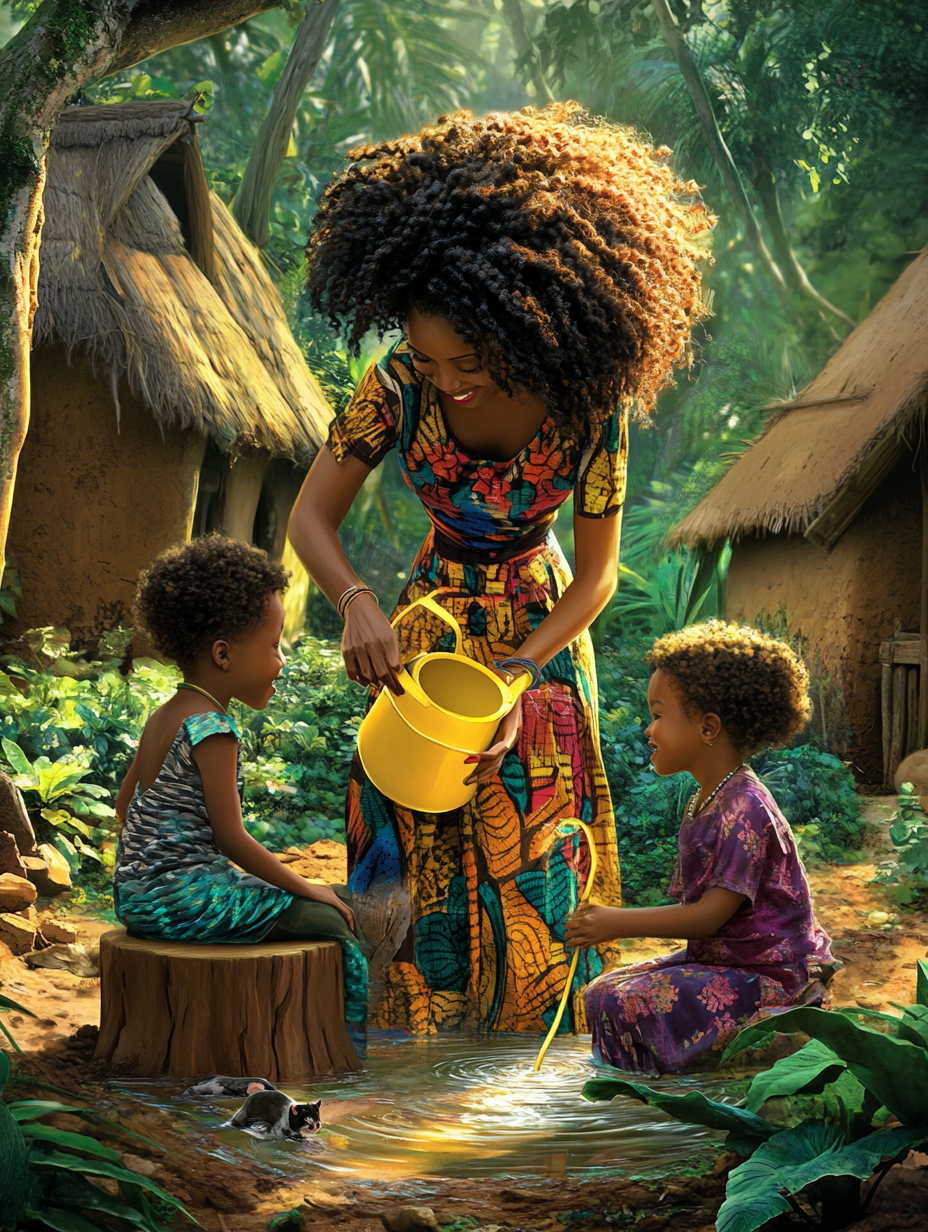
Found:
700,790 -> 777,904
326,358 -> 399,469
184,712 -> 241,746
574,404 -> 628,517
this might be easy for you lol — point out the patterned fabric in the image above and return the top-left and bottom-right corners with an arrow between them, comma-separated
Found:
328,341 -> 627,562
114,711 -> 368,1024
331,345 -> 626,1033
584,770 -> 834,1072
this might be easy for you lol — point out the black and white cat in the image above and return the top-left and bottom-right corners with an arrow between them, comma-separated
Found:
224,1089 -> 323,1141
186,1076 -> 278,1099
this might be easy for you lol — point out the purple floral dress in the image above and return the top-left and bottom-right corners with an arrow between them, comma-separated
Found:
583,769 -> 834,1073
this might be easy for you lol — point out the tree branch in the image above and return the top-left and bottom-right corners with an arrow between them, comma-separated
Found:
500,0 -> 554,105
108,0 -> 283,76
650,0 -> 790,302
232,0 -> 340,247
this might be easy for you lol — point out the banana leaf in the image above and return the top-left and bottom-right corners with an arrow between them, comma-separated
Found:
20,1124 -> 122,1162
27,1150 -> 191,1218
0,1051 -> 33,1231
9,1100 -> 166,1149
720,1006 -> 928,1125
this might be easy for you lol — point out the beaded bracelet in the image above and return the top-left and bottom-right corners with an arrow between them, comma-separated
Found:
495,656 -> 542,690
341,587 -> 378,618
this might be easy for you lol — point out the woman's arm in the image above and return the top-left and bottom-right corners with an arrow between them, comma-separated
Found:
564,887 -> 746,946
465,509 -> 621,785
115,754 -> 140,824
288,446 -> 405,694
193,733 -> 356,931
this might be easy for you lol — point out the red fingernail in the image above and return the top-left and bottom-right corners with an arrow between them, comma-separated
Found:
464,757 -> 479,764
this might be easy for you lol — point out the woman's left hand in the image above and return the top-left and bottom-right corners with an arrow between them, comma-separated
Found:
564,904 -> 624,947
463,695 -> 523,786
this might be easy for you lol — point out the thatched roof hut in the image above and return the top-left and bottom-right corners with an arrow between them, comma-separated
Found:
11,100 -> 330,639
674,246 -> 928,784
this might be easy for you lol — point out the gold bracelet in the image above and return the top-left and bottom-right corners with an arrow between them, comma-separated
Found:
341,587 -> 378,618
336,584 -> 372,617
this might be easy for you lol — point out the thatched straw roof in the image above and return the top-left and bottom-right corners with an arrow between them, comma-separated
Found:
673,245 -> 928,549
34,100 -> 331,460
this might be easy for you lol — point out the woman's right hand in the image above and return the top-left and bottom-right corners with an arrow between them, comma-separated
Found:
303,883 -> 357,932
342,592 -> 405,694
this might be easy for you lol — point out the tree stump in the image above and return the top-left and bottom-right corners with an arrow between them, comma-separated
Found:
93,928 -> 361,1081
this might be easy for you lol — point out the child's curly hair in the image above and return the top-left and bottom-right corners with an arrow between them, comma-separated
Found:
307,103 -> 714,429
647,621 -> 811,757
134,535 -> 289,671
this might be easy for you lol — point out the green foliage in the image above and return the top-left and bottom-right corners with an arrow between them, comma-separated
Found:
238,638 -> 366,848
584,961 -> 928,1231
0,989 -> 34,1053
872,782 -> 928,907
0,1046 -> 197,1232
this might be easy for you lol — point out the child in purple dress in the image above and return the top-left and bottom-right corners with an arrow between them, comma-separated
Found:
569,621 -> 834,1073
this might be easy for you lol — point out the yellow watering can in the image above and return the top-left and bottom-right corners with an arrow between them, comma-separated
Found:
356,592 -> 531,813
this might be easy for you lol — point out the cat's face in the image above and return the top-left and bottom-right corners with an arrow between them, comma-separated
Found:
291,1101 -> 321,1133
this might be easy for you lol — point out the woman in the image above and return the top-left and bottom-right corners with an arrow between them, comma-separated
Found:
289,104 -> 710,1034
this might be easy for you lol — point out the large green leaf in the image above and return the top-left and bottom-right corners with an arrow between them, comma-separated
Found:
40,1171 -> 168,1232
581,1075 -> 776,1154
746,1039 -> 847,1112
26,1207 -> 106,1232
2,735 -> 34,778
28,1151 -> 192,1219
718,1120 -> 928,1232
719,1006 -> 928,1124
917,958 -> 928,1009
0,1084 -> 33,1232
20,1124 -> 122,1162
0,992 -> 36,1017
9,1101 -> 165,1149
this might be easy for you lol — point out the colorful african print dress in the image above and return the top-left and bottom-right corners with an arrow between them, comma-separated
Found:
583,769 -> 834,1072
114,712 -> 369,1025
328,340 -> 626,1034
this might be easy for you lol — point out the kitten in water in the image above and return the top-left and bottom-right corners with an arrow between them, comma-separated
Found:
225,1090 -> 322,1141
186,1076 -> 277,1098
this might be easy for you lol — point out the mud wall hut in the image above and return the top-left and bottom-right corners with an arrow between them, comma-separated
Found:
673,246 -> 928,786
12,100 -> 330,640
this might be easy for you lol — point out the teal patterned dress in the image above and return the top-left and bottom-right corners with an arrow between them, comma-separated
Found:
114,712 -> 368,1025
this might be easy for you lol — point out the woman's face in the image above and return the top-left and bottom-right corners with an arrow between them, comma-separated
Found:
406,310 -> 502,411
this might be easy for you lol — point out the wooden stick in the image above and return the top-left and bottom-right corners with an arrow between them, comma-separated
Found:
891,664 -> 906,784
882,661 -> 893,789
907,668 -> 919,757
919,448 -> 928,748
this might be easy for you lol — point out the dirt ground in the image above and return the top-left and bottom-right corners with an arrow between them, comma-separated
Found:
4,806 -> 928,1231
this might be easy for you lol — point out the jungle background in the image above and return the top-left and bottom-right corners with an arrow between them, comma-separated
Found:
0,0 -> 926,915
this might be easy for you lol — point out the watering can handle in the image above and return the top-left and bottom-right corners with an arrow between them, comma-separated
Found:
390,591 -> 464,655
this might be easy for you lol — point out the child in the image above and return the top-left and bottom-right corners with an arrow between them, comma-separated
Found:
114,535 -> 368,1039
568,621 -> 834,1073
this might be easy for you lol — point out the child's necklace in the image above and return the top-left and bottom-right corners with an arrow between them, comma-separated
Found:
688,764 -> 746,818
177,682 -> 228,714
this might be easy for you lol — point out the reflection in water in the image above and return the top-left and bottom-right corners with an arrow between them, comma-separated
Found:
119,1033 -> 745,1180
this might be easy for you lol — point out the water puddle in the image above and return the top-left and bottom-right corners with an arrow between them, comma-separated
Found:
118,1032 -> 747,1181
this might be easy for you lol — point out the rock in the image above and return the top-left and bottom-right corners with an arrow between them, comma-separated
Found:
19,905 -> 38,925
896,749 -> 928,794
40,919 -> 78,944
0,911 -> 37,955
0,872 -> 37,912
0,774 -> 37,856
121,1154 -> 166,1180
500,1188 -> 547,1203
303,1187 -> 352,1210
0,831 -> 26,878
380,1208 -> 441,1232
27,844 -> 71,896
25,942 -> 98,978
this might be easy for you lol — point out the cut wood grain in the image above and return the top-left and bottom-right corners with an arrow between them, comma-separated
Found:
93,928 -> 360,1081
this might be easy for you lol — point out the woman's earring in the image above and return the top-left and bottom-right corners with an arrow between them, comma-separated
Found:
704,738 -> 715,746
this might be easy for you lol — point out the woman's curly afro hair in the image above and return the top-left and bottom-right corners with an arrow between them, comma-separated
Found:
134,535 -> 289,671
307,103 -> 713,429
647,621 -> 812,758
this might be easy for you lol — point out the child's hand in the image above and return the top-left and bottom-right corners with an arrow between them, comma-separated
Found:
303,884 -> 357,933
564,904 -> 624,948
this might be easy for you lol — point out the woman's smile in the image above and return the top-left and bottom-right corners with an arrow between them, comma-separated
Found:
448,387 -> 477,404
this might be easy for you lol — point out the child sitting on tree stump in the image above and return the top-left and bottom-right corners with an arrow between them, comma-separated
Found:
113,535 -> 368,1042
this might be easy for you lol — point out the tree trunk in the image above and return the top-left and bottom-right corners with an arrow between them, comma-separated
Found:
649,0 -> 790,302
751,154 -> 855,327
233,0 -> 340,247
0,0 -> 283,582
94,928 -> 360,1080
500,0 -> 554,104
